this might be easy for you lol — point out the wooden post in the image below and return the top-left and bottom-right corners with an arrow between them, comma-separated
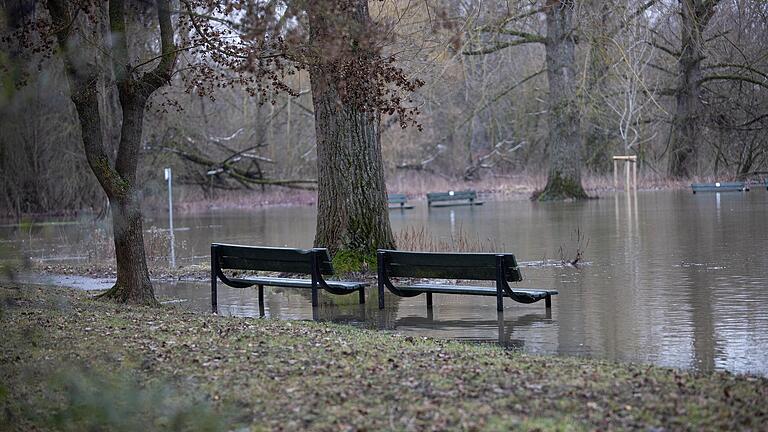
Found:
632,160 -> 637,191
625,160 -> 631,191
613,155 -> 638,191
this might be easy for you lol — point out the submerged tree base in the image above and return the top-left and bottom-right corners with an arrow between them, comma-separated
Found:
533,172 -> 590,201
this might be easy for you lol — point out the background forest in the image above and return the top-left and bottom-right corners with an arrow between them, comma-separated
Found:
2,0 -> 767,216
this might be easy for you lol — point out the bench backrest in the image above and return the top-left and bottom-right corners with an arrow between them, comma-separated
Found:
212,243 -> 334,275
378,250 -> 521,281
691,182 -> 744,188
427,190 -> 477,203
388,194 -> 408,204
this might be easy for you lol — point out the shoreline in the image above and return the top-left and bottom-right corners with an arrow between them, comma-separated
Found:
2,283 -> 766,431
0,172 -> 698,221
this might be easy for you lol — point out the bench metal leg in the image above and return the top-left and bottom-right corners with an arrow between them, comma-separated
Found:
311,284 -> 318,307
426,292 -> 433,309
377,282 -> 384,309
495,255 -> 504,312
211,250 -> 218,314
258,285 -> 265,317
497,311 -> 505,345
358,288 -> 365,304
545,295 -> 552,309
377,252 -> 386,310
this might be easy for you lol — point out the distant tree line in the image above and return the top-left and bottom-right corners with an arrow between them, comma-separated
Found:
3,0 -> 767,213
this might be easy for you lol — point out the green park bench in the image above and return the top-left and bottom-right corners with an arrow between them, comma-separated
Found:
426,190 -> 483,207
691,182 -> 749,193
377,250 -> 557,312
388,193 -> 414,210
211,243 -> 367,314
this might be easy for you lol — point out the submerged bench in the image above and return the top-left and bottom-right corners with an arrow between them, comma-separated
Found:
377,250 -> 557,312
388,193 -> 414,210
691,182 -> 749,193
427,190 -> 483,207
211,243 -> 367,314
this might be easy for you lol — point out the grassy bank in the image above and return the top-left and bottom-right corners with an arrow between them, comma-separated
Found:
2,284 -> 765,431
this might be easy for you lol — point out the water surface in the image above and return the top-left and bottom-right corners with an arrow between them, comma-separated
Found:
3,189 -> 767,375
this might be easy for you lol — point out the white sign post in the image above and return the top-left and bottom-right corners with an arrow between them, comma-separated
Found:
164,167 -> 176,268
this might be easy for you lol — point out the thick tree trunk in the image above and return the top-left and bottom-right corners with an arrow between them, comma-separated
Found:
308,0 -> 395,260
97,98 -> 157,306
101,192 -> 155,304
668,0 -> 718,178
67,84 -> 158,306
537,0 -> 588,201
583,1 -> 615,174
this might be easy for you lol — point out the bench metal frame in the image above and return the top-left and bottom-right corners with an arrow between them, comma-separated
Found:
426,190 -> 483,207
691,182 -> 749,193
377,250 -> 556,312
387,193 -> 414,210
211,243 -> 366,314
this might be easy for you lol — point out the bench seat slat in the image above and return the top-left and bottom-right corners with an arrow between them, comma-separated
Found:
397,283 -> 557,298
229,276 -> 366,291
429,201 -> 484,207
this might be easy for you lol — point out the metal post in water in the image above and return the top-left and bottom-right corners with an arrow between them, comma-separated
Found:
164,167 -> 176,268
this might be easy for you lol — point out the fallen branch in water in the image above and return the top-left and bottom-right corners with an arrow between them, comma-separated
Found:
154,144 -> 317,191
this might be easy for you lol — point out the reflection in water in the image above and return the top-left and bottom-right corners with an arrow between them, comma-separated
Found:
3,190 -> 768,375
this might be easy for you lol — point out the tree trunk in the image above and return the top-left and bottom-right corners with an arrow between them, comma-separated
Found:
97,96 -> 157,305
537,0 -> 588,201
46,0 -> 176,305
102,191 -> 155,304
583,1 -> 615,174
308,0 -> 395,262
668,0 -> 718,178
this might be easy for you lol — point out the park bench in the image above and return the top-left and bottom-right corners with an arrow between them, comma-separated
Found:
691,182 -> 749,193
388,193 -> 414,210
377,250 -> 557,312
426,190 -> 483,207
211,243 -> 367,314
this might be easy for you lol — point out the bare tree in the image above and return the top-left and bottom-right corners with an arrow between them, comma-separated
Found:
667,0 -> 721,178
464,0 -> 588,200
40,0 -> 178,305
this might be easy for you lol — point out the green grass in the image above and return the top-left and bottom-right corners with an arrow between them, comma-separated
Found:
1,284 -> 766,431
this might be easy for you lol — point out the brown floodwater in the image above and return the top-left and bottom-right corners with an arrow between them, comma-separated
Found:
3,189 -> 767,375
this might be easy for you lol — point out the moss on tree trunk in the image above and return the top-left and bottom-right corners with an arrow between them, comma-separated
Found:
534,171 -> 589,201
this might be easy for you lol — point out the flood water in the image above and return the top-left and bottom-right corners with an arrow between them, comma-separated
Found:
3,189 -> 768,375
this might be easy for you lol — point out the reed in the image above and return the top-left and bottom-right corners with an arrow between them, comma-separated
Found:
394,225 -> 501,253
